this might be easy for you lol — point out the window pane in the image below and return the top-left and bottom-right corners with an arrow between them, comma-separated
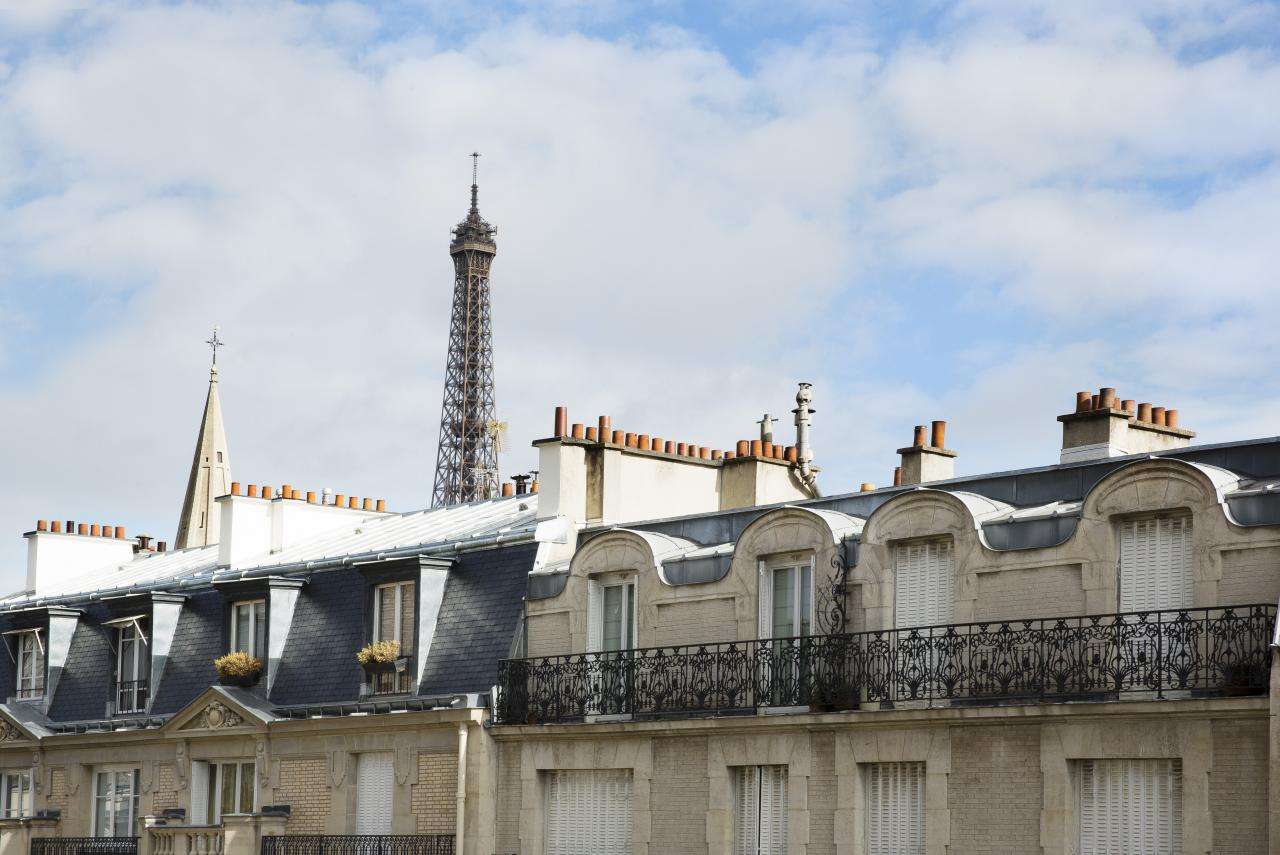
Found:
602,586 -> 624,651
94,774 -> 110,836
240,763 -> 255,813
377,587 -> 396,643
234,605 -> 251,654
399,583 -> 416,652
120,632 -> 137,682
254,602 -> 266,657
626,584 -> 636,648
772,569 -> 795,638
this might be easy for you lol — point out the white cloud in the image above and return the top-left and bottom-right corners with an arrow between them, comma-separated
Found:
1,0 -> 1278,588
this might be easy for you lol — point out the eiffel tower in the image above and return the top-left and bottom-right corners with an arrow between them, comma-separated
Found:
431,154 -> 500,506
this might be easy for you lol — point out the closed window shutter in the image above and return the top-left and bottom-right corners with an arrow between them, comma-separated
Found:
587,580 -> 604,653
189,762 -> 210,825
545,770 -> 633,855
894,540 -> 953,628
1119,516 -> 1192,612
732,768 -> 759,855
759,766 -> 787,855
356,752 -> 395,834
758,562 -> 772,638
865,762 -> 924,855
1077,759 -> 1182,854
399,582 -> 416,654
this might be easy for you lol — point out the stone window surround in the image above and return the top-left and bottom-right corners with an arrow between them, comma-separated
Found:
707,733 -> 811,855
1039,719 -> 1211,855
834,728 -> 951,855
517,737 -> 654,855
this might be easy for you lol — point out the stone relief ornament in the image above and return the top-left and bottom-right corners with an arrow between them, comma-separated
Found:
191,701 -> 244,730
0,719 -> 26,742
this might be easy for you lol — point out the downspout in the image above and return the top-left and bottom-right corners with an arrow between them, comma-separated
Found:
793,382 -> 821,498
455,721 -> 469,854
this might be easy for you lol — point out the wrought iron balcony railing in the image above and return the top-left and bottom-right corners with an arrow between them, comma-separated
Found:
30,838 -> 139,855
495,604 -> 1277,725
260,836 -> 455,855
114,679 -> 149,715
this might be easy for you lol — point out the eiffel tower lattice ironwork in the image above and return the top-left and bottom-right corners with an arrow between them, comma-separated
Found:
431,153 -> 500,507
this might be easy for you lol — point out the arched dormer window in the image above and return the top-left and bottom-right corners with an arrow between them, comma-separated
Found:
587,575 -> 636,653
1117,513 -> 1192,612
892,537 -> 954,629
758,556 -> 814,640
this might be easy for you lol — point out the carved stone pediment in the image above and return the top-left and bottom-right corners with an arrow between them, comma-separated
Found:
0,720 -> 28,742
181,701 -> 245,731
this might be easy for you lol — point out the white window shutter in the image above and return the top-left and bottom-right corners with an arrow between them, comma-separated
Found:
355,753 -> 395,834
1119,516 -> 1192,612
758,562 -> 772,638
189,762 -> 210,825
587,579 -> 604,653
732,767 -> 758,855
865,762 -> 924,855
894,540 -> 953,629
545,770 -> 633,855
760,766 -> 787,855
1077,758 -> 1182,854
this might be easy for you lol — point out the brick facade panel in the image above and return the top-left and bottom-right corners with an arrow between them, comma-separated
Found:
1210,719 -> 1268,854
277,758 -> 329,834
948,725 -> 1043,855
152,764 -> 180,812
651,736 -> 709,855
976,565 -> 1086,621
526,612 -> 570,658
1219,546 -> 1280,605
655,599 -> 737,646
495,742 -> 522,853
412,753 -> 458,835
807,733 -> 836,855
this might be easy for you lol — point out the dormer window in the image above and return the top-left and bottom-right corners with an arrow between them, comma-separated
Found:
108,617 -> 150,715
14,630 -> 44,700
371,581 -> 415,694
230,600 -> 266,659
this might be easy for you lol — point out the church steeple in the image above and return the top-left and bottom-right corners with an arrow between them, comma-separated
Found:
175,326 -> 232,549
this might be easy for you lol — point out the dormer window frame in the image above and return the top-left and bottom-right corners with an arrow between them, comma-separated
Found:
7,628 -> 45,701
368,578 -> 417,695
229,599 -> 267,660
104,615 -> 150,715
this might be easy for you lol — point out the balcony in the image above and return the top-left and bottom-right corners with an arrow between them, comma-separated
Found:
495,604 -> 1277,725
113,680 -> 150,716
260,836 -> 455,855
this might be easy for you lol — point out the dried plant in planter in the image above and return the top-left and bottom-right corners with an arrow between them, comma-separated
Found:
213,651 -> 263,687
356,640 -> 402,673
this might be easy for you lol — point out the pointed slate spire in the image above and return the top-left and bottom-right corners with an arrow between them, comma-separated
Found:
175,327 -> 232,549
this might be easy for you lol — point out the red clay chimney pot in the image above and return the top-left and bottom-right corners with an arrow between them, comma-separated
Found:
931,420 -> 947,449
554,406 -> 568,438
571,423 -> 584,440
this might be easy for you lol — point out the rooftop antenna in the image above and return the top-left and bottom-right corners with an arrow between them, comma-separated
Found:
470,151 -> 481,213
757,413 -> 777,444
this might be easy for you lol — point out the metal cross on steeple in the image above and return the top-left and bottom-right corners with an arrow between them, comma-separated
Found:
205,325 -> 225,366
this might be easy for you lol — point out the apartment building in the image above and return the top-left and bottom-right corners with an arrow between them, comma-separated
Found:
0,386 -> 1276,855
491,390 -> 1280,855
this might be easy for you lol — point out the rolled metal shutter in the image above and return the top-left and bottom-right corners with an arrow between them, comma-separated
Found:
1077,758 -> 1182,854
356,752 -> 395,834
545,769 -> 633,855
865,762 -> 924,855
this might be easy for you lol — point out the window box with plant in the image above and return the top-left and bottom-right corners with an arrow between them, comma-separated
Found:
213,651 -> 263,688
356,640 -> 407,676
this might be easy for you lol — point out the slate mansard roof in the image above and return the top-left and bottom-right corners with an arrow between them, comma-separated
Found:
0,495 -> 541,729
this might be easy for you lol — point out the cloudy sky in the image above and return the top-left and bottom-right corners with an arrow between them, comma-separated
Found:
1,0 -> 1278,590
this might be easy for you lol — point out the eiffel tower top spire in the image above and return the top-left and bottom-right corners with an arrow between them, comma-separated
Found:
433,156 -> 500,507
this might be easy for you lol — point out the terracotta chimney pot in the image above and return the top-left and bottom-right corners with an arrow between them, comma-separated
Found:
625,432 -> 637,448
737,440 -> 750,456
651,436 -> 663,452
1137,403 -> 1152,422
611,429 -> 624,445
501,482 -> 514,498
36,520 -> 48,532
712,450 -> 723,460
247,484 -> 259,498
1151,406 -> 1166,426
114,525 -> 126,539
571,423 -> 584,439
913,425 -> 927,447
586,427 -> 598,441
230,482 -> 241,496
665,440 -> 676,453
66,520 -> 75,533
638,434 -> 650,449
1090,394 -> 1100,410
1165,409 -> 1179,429
677,442 -> 688,456
361,498 -> 373,510
750,439 -> 763,457
554,406 -> 568,438
860,483 -> 875,492
530,481 -> 539,494
761,441 -> 774,458
157,541 -> 167,552
724,451 -> 736,460
306,491 -> 317,504
348,496 -> 358,509
598,416 -> 611,440
931,420 -> 947,448
90,524 -> 101,537
77,523 -> 88,535
376,499 -> 386,512
893,466 -> 903,487
1076,391 -> 1091,412
51,521 -> 63,533
1121,399 -> 1135,413
700,447 -> 711,460
1099,387 -> 1117,409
